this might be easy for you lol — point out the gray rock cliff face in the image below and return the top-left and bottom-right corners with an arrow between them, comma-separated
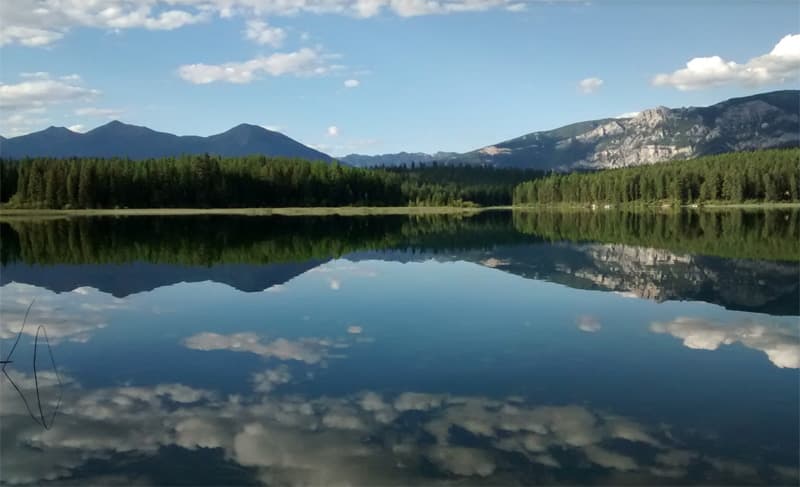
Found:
451,90 -> 799,170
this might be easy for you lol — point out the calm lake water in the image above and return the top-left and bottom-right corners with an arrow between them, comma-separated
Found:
1,210 -> 798,486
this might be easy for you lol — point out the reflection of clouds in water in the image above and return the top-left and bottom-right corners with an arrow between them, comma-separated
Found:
427,446 -> 496,476
0,283 -> 128,343
651,317 -> 800,368
576,314 -> 602,333
251,366 -> 291,393
309,261 -> 379,278
308,260 -> 378,292
183,332 -> 344,364
480,258 -> 510,268
1,374 -> 796,486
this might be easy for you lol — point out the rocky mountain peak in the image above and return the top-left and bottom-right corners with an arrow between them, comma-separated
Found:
635,106 -> 672,127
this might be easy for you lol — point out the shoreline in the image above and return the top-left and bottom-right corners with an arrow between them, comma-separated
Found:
0,202 -> 797,219
0,206 -> 500,219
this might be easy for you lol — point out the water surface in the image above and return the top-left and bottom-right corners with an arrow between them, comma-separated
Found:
1,210 -> 798,485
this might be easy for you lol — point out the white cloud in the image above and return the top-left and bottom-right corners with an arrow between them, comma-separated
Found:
0,1 -> 208,47
0,76 -> 99,110
68,124 -> 86,132
178,48 -> 333,84
353,0 -> 385,17
614,111 -> 640,119
0,25 -> 63,46
343,78 -> 360,88
0,0 -> 528,47
327,125 -> 339,137
386,0 -> 518,17
0,72 -> 104,136
244,20 -> 286,47
651,317 -> 800,369
578,77 -> 604,94
0,107 -> 48,137
75,107 -> 123,118
652,34 -> 800,90
20,71 -> 51,79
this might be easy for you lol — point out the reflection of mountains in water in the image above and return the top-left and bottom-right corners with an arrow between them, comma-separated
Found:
1,211 -> 797,314
0,260 -> 325,298
474,243 -> 800,316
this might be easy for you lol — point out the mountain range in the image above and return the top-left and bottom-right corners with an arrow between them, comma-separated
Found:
2,90 -> 797,171
0,121 -> 331,161
343,90 -> 799,170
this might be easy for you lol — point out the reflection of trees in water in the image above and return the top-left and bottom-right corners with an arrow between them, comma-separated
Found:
2,210 -> 797,268
513,209 -> 800,262
0,213 -> 524,266
1,299 -> 64,430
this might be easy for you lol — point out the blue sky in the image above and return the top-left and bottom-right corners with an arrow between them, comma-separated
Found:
1,1 -> 798,155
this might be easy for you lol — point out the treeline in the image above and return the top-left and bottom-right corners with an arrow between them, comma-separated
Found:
513,149 -> 800,206
383,163 -> 540,206
0,156 -> 538,208
513,209 -> 800,262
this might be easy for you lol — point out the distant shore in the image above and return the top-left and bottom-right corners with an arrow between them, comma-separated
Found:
2,203 -> 798,220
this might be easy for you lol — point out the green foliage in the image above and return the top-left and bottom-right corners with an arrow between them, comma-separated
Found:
513,149 -> 800,206
0,156 -> 540,208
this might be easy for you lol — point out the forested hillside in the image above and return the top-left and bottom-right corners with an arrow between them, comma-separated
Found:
513,149 -> 799,206
0,156 -> 538,208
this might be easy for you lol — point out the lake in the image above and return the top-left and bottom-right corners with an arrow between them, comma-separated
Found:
1,209 -> 798,486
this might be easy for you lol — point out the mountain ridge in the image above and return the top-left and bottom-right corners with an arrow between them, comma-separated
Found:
0,121 -> 332,161
448,89 -> 799,171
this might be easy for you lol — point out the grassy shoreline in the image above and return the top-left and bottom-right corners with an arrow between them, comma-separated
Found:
0,202 -> 796,220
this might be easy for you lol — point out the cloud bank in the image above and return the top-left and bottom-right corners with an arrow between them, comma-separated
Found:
2,0 -> 531,47
652,34 -> 800,90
